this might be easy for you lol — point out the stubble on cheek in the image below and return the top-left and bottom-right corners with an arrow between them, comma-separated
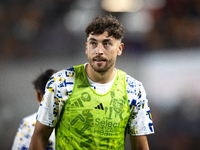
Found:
88,56 -> 115,73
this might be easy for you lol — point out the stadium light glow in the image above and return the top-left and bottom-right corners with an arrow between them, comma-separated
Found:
101,0 -> 144,12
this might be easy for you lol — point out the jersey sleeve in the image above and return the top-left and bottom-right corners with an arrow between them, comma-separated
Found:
126,75 -> 154,136
37,71 -> 66,127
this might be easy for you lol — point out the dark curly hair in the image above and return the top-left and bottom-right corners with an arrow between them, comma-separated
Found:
32,69 -> 57,94
85,14 -> 125,40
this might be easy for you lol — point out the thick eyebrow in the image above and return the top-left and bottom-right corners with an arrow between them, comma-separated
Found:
88,38 -> 112,42
89,38 -> 97,41
103,39 -> 112,42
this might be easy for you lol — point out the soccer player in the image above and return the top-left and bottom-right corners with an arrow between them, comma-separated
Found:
12,69 -> 57,150
30,14 -> 154,150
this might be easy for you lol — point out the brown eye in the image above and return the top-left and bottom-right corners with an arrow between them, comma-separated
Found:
91,42 -> 97,46
104,42 -> 111,46
104,42 -> 109,46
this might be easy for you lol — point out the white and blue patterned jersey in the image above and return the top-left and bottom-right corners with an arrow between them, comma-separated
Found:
37,64 -> 154,136
12,112 -> 55,150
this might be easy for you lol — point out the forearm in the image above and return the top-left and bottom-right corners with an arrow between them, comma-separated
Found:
130,135 -> 150,150
29,134 -> 48,150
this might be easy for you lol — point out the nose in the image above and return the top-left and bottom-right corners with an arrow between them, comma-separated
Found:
96,43 -> 104,55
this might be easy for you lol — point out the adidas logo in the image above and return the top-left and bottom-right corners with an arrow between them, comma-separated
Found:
95,103 -> 104,110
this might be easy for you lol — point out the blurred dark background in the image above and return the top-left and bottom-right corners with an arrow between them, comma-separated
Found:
0,0 -> 200,149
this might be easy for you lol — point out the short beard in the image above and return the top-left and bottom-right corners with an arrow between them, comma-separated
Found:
88,57 -> 114,74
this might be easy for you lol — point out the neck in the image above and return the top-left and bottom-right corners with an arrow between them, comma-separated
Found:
85,64 -> 116,84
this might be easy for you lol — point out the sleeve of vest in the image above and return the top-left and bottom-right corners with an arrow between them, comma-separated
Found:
128,82 -> 154,136
37,72 -> 64,127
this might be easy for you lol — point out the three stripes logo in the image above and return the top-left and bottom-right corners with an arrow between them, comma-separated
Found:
95,103 -> 104,110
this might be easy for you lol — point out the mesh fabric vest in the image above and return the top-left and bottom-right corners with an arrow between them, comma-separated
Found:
56,64 -> 130,150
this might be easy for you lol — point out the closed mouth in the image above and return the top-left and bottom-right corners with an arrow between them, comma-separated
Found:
93,57 -> 106,62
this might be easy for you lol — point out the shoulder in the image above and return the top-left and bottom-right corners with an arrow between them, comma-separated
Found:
125,73 -> 143,90
125,73 -> 147,104
54,67 -> 75,79
50,67 -> 75,87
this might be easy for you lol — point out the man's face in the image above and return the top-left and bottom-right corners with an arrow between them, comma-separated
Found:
86,31 -> 124,73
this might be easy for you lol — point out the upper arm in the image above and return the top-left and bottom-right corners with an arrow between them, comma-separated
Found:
130,135 -> 149,150
37,70 -> 73,128
126,77 -> 154,136
29,120 -> 54,150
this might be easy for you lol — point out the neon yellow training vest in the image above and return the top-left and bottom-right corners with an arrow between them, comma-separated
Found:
56,64 -> 130,150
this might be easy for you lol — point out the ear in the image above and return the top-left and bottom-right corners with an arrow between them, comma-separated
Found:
85,42 -> 88,55
117,43 -> 124,56
36,91 -> 43,105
